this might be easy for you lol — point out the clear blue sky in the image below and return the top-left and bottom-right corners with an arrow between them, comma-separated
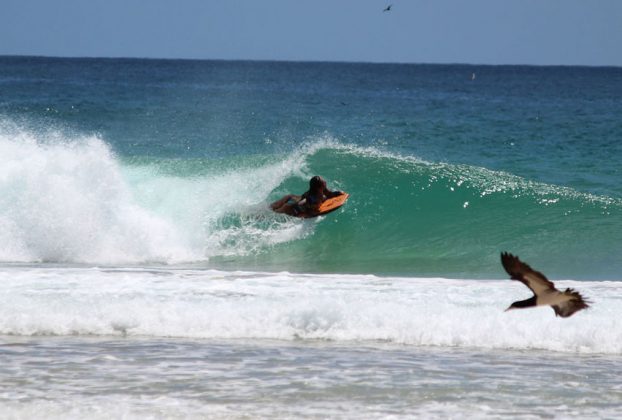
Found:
2,0 -> 621,66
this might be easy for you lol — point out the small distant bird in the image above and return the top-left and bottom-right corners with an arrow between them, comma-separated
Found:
383,4 -> 392,12
500,252 -> 589,318
471,72 -> 476,81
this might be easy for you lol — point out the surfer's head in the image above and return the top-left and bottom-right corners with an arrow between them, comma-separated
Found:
309,176 -> 326,193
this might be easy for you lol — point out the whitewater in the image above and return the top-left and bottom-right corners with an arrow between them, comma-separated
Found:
1,267 -> 620,353
0,127 -> 308,265
2,267 -> 622,418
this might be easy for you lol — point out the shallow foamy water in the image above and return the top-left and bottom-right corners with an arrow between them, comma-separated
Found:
1,337 -> 621,419
1,267 -> 621,418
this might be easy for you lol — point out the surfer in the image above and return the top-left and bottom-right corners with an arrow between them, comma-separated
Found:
270,176 -> 345,217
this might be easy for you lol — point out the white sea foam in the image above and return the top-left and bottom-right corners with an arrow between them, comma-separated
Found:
0,128 -> 198,263
0,125 -> 314,264
0,267 -> 619,354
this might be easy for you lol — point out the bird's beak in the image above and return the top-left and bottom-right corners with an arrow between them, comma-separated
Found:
504,306 -> 514,312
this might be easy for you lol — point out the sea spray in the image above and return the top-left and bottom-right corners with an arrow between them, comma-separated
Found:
0,125 -> 316,264
0,128 -> 195,263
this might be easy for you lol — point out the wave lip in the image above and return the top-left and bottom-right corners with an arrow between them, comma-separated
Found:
0,268 -> 619,355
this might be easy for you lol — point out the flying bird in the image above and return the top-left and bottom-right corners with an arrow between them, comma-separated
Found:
500,252 -> 589,318
383,4 -> 392,12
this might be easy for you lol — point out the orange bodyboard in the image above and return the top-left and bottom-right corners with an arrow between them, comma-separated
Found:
301,193 -> 349,218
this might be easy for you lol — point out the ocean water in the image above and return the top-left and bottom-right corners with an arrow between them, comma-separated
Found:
0,56 -> 621,418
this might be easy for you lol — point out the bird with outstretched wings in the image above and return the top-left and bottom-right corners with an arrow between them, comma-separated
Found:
500,252 -> 590,318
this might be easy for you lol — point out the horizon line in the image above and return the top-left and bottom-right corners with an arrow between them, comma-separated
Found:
1,53 -> 620,70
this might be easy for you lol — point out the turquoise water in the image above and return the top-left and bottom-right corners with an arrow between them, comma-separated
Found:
1,56 -> 620,278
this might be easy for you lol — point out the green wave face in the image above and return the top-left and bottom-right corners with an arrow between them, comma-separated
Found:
2,125 -> 617,278
191,142 -> 621,279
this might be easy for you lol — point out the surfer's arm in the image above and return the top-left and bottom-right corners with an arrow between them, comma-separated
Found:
325,189 -> 345,198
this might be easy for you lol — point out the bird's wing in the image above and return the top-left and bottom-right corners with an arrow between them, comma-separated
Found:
551,289 -> 590,318
500,252 -> 556,296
